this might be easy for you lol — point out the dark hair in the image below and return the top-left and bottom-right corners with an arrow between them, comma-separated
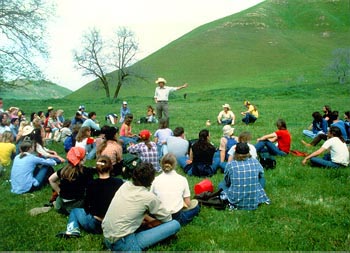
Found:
329,126 -> 344,142
132,162 -> 155,187
97,126 -> 120,156
332,111 -> 339,120
345,111 -> 350,119
324,105 -> 332,113
10,117 -> 19,124
32,128 -> 44,150
88,111 -> 96,118
173,127 -> 184,137
62,119 -> 71,128
192,129 -> 213,151
312,111 -> 323,122
276,119 -> 287,130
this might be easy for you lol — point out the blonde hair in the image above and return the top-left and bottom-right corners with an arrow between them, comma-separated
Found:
161,153 -> 177,173
0,131 -> 13,143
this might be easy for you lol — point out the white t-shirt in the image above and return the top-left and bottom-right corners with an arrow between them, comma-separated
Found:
321,137 -> 349,166
151,170 -> 190,214
227,143 -> 258,160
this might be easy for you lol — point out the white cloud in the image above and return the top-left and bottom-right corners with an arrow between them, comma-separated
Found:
45,0 -> 265,91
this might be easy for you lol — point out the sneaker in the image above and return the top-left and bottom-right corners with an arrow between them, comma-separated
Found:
56,231 -> 80,239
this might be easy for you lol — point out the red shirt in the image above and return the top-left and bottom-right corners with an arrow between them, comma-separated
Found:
275,129 -> 291,153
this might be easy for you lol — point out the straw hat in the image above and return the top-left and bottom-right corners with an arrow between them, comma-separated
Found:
22,125 -> 34,136
222,125 -> 234,136
155,77 -> 167,84
222,103 -> 231,109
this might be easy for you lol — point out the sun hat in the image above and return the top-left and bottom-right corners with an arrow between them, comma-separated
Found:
47,106 -> 53,110
139,129 -> 151,140
222,125 -> 234,136
222,103 -> 231,109
155,77 -> 167,84
123,101 -> 127,105
67,147 -> 86,166
235,142 -> 250,155
22,125 -> 34,136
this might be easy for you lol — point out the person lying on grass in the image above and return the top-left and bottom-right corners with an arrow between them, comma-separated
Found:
56,156 -> 124,238
302,126 -> 349,168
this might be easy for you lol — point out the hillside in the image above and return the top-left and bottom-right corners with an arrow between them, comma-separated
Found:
0,79 -> 72,100
68,0 -> 350,100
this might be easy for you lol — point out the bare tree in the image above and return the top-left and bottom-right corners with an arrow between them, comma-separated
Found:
0,0 -> 52,82
111,27 -> 138,100
73,27 -> 138,101
326,48 -> 350,84
73,28 -> 113,98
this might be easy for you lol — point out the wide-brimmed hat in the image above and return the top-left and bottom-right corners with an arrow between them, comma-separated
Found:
155,77 -> 167,84
22,125 -> 34,136
222,103 -> 231,109
67,147 -> 86,166
47,106 -> 53,110
222,125 -> 234,136
139,129 -> 151,140
236,142 -> 250,155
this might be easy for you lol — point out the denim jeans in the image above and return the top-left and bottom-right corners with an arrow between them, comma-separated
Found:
255,140 -> 287,156
242,113 -> 257,125
178,155 -> 219,176
86,143 -> 96,160
32,165 -> 53,189
104,220 -> 180,251
66,208 -> 102,234
310,154 -> 344,168
172,205 -> 200,226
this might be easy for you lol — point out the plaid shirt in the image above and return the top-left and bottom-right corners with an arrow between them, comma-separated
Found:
127,142 -> 160,171
224,157 -> 270,210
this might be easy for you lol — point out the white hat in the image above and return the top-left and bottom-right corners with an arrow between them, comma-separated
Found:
155,77 -> 167,84
22,125 -> 34,136
123,101 -> 127,105
79,105 -> 85,110
222,104 -> 231,109
223,125 -> 234,136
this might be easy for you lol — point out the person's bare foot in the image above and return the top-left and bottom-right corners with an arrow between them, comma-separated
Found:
301,140 -> 312,147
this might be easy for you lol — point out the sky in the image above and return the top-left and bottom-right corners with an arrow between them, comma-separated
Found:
45,0 -> 265,91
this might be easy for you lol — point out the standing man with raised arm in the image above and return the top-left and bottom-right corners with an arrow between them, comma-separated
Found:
154,77 -> 188,125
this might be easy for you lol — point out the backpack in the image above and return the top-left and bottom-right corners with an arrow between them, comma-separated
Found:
258,152 -> 276,170
121,153 -> 142,179
64,135 -> 73,152
194,189 -> 228,210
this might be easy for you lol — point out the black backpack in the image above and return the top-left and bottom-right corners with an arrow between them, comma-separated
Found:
258,152 -> 276,170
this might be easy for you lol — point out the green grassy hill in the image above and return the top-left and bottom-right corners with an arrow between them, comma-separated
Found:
0,79 -> 72,100
68,0 -> 350,101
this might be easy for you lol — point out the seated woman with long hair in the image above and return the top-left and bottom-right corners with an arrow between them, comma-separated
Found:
96,126 -> 123,176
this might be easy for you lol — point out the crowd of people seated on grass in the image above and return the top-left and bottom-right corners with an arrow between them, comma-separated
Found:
1,96 -> 350,251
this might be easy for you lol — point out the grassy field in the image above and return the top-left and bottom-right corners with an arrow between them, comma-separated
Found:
1,79 -> 349,251
1,0 -> 350,250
